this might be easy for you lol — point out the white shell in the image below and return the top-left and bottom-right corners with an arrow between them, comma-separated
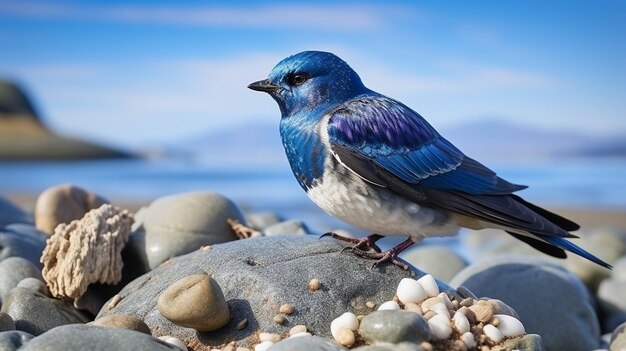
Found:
289,332 -> 312,338
417,275 -> 439,297
255,341 -> 274,351
461,331 -> 476,348
494,314 -> 525,337
429,302 -> 450,319
330,312 -> 359,340
428,314 -> 452,340
452,311 -> 470,334
377,300 -> 400,311
483,324 -> 504,343
396,278 -> 428,304
158,336 -> 186,350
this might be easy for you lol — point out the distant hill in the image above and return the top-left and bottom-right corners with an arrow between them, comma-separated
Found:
167,118 -> 626,166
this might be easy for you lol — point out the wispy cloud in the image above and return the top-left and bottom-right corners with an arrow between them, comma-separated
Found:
0,1 -> 412,30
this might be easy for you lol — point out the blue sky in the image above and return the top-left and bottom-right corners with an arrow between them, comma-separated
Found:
0,0 -> 624,149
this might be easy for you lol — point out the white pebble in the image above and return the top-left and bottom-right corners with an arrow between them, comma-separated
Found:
289,332 -> 312,338
428,314 -> 452,340
289,325 -> 307,336
330,312 -> 359,340
377,300 -> 400,311
158,336 -> 187,350
452,311 -> 470,334
417,274 -> 439,297
438,292 -> 453,310
258,333 -> 281,342
255,341 -> 274,351
494,314 -> 525,337
461,331 -> 476,348
396,278 -> 428,304
483,324 -> 504,343
429,302 -> 450,319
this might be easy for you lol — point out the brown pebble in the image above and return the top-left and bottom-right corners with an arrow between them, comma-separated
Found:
273,314 -> 285,325
259,332 -> 281,343
419,341 -> 434,351
236,318 -> 248,330
460,297 -> 474,307
279,303 -> 294,315
452,300 -> 460,309
469,300 -> 495,323
491,317 -> 500,327
107,294 -> 122,310
420,296 -> 442,313
404,302 -> 422,315
335,327 -> 355,347
365,301 -> 375,309
200,245 -> 212,253
308,278 -> 321,291
453,339 -> 466,350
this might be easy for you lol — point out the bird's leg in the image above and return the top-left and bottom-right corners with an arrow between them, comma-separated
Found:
351,237 -> 417,271
320,232 -> 384,253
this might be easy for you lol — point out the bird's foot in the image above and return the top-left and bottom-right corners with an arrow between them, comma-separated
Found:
351,238 -> 414,271
320,232 -> 383,253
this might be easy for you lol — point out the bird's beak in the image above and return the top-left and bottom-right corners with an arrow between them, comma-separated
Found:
247,79 -> 280,93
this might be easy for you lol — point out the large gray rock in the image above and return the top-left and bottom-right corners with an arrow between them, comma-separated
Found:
359,310 -> 430,344
0,197 -> 32,228
98,235 -> 456,349
0,224 -> 47,267
134,191 -> 245,269
20,324 -> 181,351
1,287 -> 90,335
450,255 -> 600,351
0,330 -> 34,350
0,257 -> 42,303
401,245 -> 467,283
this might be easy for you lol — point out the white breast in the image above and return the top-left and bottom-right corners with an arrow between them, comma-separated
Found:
306,115 -> 460,238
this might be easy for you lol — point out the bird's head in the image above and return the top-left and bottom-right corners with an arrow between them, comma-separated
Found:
248,51 -> 368,117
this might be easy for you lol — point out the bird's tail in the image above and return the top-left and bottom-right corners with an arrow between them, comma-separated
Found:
542,235 -> 612,269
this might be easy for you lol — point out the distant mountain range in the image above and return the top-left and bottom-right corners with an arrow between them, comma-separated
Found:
165,119 -> 626,167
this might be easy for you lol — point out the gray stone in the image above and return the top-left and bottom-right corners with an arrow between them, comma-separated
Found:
450,255 -> 600,351
611,321 -> 626,351
140,191 -> 244,268
98,235 -> 457,349
268,336 -> 346,351
354,343 -> 424,351
501,334 -> 544,351
1,287 -> 90,335
0,330 -> 34,350
246,212 -> 282,230
0,312 -> 15,331
359,310 -> 431,344
34,184 -> 108,235
16,277 -> 49,296
0,257 -> 42,303
19,324 -> 180,351
0,224 -> 47,268
401,245 -> 467,283
262,219 -> 310,236
0,196 -> 32,228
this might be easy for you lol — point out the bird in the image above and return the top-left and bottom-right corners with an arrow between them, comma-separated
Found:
248,50 -> 612,270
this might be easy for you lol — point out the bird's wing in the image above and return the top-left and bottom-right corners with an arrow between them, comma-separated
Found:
327,96 -> 578,237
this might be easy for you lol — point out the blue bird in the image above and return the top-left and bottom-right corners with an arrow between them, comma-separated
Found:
248,51 -> 612,270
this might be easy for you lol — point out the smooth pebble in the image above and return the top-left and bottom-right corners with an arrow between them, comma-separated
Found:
483,324 -> 504,343
279,303 -> 294,315
255,341 -> 274,351
259,332 -> 281,342
289,332 -> 312,338
377,301 -> 400,311
158,335 -> 187,350
335,327 -> 355,347
330,312 -> 359,340
396,278 -> 428,304
417,275 -> 439,297
429,302 -> 450,318
289,325 -> 307,336
494,314 -> 525,337
308,279 -> 321,291
453,311 -> 470,334
461,331 -> 476,348
428,314 -> 452,340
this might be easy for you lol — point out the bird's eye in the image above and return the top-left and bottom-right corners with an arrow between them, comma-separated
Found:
288,73 -> 309,86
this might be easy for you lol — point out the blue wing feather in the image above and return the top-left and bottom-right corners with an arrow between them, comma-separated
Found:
328,96 -> 525,195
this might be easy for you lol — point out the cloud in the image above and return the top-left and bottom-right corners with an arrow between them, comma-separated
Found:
0,1 -> 412,30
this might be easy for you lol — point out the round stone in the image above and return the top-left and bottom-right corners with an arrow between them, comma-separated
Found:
157,273 -> 230,332
0,312 -> 16,331
16,278 -> 49,296
90,314 -> 151,334
359,310 -> 431,344
0,257 -> 42,303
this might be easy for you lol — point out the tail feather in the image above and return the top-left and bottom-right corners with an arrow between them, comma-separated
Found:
511,195 -> 580,232
541,235 -> 612,269
506,231 -> 566,258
